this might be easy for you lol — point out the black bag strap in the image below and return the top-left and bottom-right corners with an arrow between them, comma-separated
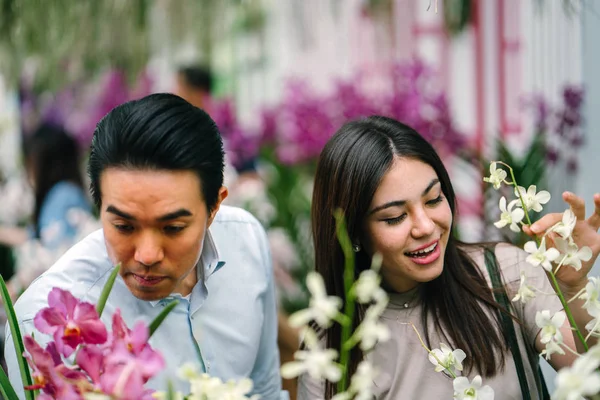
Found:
483,246 -> 549,400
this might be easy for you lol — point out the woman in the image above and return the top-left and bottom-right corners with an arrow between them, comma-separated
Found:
0,123 -> 92,293
299,116 -> 600,399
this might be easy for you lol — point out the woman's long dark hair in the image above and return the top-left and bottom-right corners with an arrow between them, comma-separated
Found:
24,124 -> 84,238
311,116 -> 510,399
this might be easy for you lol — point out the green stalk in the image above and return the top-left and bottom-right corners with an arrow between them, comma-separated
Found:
548,271 -> 589,351
334,209 -> 356,394
166,381 -> 176,400
0,275 -> 34,400
0,363 -> 19,400
96,264 -> 120,317
495,161 -> 589,351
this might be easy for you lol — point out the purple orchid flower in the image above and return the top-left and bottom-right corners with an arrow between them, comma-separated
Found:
34,288 -> 108,357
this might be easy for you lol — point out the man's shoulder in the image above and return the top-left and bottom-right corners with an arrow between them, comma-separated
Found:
213,205 -> 263,228
14,229 -> 113,319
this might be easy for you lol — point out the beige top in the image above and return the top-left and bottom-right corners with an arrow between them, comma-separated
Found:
298,243 -> 562,400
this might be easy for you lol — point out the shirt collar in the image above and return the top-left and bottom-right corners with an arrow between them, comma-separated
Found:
148,228 -> 226,307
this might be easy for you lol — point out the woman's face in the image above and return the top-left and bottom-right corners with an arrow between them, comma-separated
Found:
362,157 -> 453,293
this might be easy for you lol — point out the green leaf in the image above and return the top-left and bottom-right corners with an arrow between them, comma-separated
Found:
0,275 -> 34,400
149,300 -> 179,338
0,363 -> 19,400
166,381 -> 176,400
96,264 -> 120,318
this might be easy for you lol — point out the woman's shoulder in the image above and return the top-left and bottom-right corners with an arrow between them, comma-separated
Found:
459,242 -> 527,285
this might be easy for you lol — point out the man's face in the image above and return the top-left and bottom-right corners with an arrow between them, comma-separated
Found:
99,167 -> 227,301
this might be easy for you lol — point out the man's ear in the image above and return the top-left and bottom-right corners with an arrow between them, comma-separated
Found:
207,186 -> 228,227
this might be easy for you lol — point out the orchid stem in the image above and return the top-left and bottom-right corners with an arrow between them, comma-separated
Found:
567,287 -> 587,304
560,341 -> 581,357
334,210 -> 357,394
548,271 -> 589,351
403,322 -> 457,379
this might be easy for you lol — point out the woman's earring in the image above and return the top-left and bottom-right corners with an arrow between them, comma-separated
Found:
352,244 -> 361,253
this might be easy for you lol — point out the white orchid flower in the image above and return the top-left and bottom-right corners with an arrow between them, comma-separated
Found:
580,277 -> 600,316
288,272 -> 342,328
514,185 -> 551,213
536,310 -> 566,360
553,349 -> 600,400
453,375 -> 495,400
354,269 -> 383,304
512,271 -> 537,304
355,304 -> 391,351
494,197 -> 525,233
585,317 -> 600,338
483,162 -> 507,190
554,237 -> 593,271
332,361 -> 378,400
524,238 -> 560,271
280,328 -> 342,382
540,340 -> 566,360
428,343 -> 467,376
536,310 -> 566,344
550,208 -> 577,239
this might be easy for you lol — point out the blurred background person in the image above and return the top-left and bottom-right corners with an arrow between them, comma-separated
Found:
0,123 -> 93,296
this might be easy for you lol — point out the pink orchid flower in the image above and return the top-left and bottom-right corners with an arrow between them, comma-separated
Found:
34,288 -> 108,357
109,309 -> 150,354
89,310 -> 164,398
23,336 -> 87,399
100,340 -> 163,399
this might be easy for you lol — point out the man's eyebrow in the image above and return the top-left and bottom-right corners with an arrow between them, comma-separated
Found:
105,206 -> 193,222
156,209 -> 193,222
106,205 -> 135,220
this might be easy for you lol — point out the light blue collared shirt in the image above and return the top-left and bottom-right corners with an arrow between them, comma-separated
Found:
5,205 -> 285,399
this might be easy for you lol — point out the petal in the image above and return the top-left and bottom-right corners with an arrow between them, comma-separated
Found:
73,302 -> 100,323
48,288 -> 78,317
130,321 -> 150,352
76,346 -> 104,383
454,349 -> 467,364
452,376 -> 470,391
554,237 -> 569,253
524,241 -> 538,254
306,272 -> 326,298
280,362 -> 306,379
138,347 -> 165,377
78,318 -> 108,345
34,308 -> 67,334
478,385 -> 495,399
111,309 -> 130,340
536,190 -> 551,204
578,246 -> 593,262
511,208 -> 525,222
498,196 -> 507,211
288,309 -> 312,328
545,248 -> 561,262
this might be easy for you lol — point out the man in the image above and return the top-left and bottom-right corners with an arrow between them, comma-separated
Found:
5,93 -> 285,399
174,65 -> 213,111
